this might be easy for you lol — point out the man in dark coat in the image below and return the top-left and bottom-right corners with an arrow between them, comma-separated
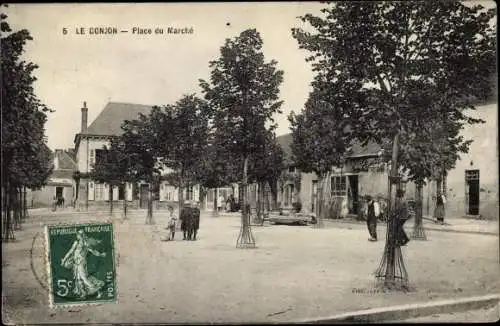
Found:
180,201 -> 200,240
366,195 -> 378,241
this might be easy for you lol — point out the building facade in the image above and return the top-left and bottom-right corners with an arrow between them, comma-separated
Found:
274,103 -> 498,220
73,101 -> 201,211
421,102 -> 498,220
27,149 -> 77,208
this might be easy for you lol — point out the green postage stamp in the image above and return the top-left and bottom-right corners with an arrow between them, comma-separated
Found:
45,222 -> 117,307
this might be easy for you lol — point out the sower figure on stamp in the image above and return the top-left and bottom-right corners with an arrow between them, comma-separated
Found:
61,230 -> 106,298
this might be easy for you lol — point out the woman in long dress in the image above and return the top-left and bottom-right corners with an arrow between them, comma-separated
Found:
61,230 -> 106,298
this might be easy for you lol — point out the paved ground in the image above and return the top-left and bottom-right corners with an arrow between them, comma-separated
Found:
401,302 -> 500,323
2,210 -> 499,324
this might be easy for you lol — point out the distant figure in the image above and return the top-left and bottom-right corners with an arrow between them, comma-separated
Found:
394,189 -> 410,247
217,195 -> 224,212
366,195 -> 378,241
435,194 -> 446,225
166,206 -> 177,241
377,195 -> 387,221
340,197 -> 349,218
52,196 -> 58,212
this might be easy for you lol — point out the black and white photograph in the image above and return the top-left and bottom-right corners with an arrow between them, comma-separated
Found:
1,1 -> 498,324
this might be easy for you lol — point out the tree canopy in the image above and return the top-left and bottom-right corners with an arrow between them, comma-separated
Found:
292,1 -> 496,183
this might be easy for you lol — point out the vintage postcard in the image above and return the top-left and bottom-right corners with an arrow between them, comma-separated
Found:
1,2 -> 498,324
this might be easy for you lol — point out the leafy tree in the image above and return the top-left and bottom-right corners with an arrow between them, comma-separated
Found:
197,134 -> 240,216
247,130 -> 285,222
153,94 -> 210,214
200,29 -> 284,248
292,2 -> 495,288
1,7 -> 53,240
90,138 -> 136,217
288,90 -> 353,226
120,111 -> 163,224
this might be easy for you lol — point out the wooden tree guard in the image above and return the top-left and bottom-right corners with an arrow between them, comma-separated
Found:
375,216 -> 410,291
236,206 -> 256,249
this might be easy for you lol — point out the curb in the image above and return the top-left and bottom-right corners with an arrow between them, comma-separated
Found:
295,293 -> 500,323
422,226 -> 498,236
323,219 -> 498,236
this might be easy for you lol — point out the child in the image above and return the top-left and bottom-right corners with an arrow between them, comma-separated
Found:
166,206 -> 177,241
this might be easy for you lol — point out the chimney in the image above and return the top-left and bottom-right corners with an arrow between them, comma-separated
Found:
81,101 -> 88,133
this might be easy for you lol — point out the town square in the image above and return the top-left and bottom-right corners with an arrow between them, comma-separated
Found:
2,2 -> 499,324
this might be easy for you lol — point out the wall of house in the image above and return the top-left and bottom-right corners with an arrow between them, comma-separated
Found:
76,137 -> 110,173
28,184 -> 74,208
417,104 -> 499,220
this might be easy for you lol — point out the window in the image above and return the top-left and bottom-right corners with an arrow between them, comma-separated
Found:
95,183 -> 105,201
90,149 -> 95,164
186,186 -> 194,201
118,184 -> 125,200
95,149 -> 106,165
331,176 -> 347,197
465,170 -> 480,181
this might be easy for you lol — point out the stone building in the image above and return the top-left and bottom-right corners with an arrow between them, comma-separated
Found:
27,149 -> 77,208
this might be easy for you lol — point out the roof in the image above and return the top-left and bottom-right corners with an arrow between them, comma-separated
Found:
54,150 -> 77,170
276,132 -> 381,166
51,170 -> 74,179
82,102 -> 154,137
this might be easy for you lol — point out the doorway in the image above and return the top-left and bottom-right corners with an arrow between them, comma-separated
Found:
56,187 -> 64,200
347,175 -> 359,214
465,170 -> 480,215
139,184 -> 149,209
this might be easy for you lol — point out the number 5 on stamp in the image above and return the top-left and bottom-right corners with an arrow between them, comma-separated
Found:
45,222 -> 117,307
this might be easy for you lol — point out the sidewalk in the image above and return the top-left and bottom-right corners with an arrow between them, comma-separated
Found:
322,215 -> 498,236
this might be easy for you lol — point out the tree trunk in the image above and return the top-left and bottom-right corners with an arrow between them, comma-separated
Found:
236,155 -> 256,248
375,132 -> 409,290
109,185 -> 114,215
315,173 -> 325,228
256,182 -> 262,223
178,171 -> 184,218
13,187 -> 21,230
23,186 -> 27,220
411,182 -> 426,240
123,183 -> 128,219
213,187 -> 218,216
442,170 -> 447,198
199,185 -> 206,211
3,182 -> 15,241
146,178 -> 154,224
270,180 -> 278,211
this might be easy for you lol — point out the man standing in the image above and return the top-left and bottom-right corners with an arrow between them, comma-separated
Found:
366,195 -> 378,241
